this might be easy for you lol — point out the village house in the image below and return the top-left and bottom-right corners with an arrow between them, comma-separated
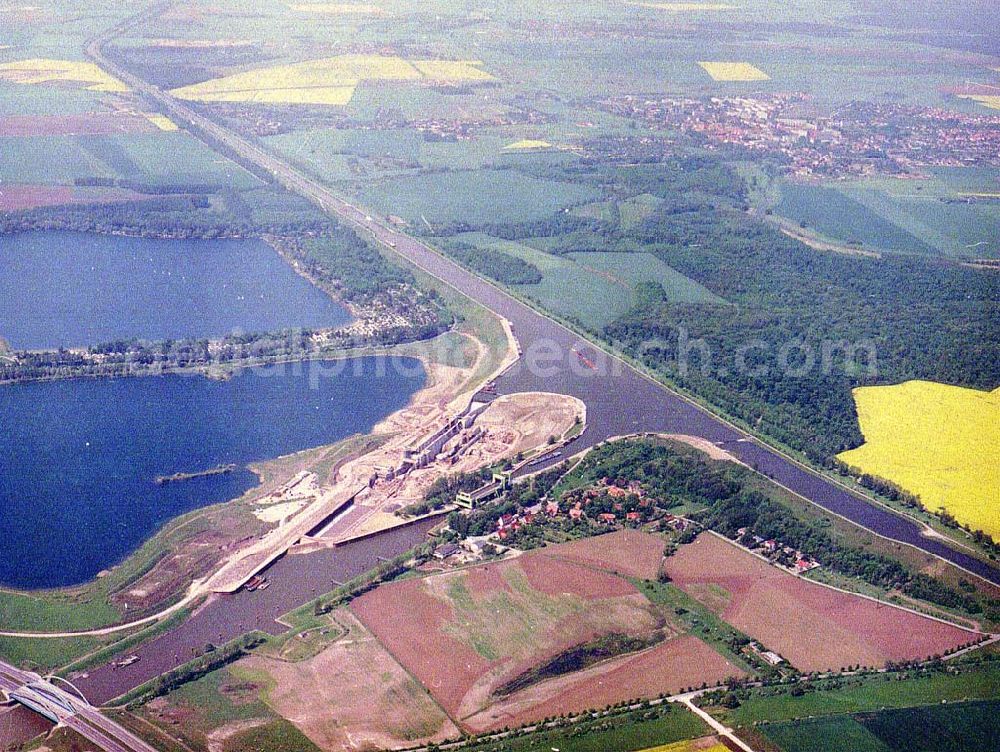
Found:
433,543 -> 460,560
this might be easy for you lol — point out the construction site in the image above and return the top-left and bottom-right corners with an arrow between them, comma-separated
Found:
197,355 -> 584,594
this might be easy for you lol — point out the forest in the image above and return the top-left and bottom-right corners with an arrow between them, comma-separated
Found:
0,187 -> 333,238
424,146 -> 999,464
449,242 -> 543,285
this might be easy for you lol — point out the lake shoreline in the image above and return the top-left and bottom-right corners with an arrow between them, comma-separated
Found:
0,229 -> 352,351
0,356 -> 429,595
0,349 -> 468,603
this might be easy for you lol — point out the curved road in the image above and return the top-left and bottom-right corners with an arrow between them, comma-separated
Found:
0,662 -> 158,752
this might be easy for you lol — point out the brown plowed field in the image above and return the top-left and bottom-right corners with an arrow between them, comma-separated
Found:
518,551 -> 640,597
0,184 -> 146,211
352,553 -> 665,719
352,535 -> 739,732
0,113 -> 158,136
664,533 -> 976,672
536,528 -> 666,580
463,635 -> 744,733
353,574 -> 490,715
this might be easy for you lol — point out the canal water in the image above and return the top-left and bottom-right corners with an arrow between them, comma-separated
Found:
0,357 -> 425,589
0,230 -> 350,349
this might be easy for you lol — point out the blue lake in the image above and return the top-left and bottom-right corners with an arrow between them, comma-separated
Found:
0,357 -> 425,589
0,231 -> 351,350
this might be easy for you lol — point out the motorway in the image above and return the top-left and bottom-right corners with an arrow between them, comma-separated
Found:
82,18 -> 1000,588
0,662 -> 158,752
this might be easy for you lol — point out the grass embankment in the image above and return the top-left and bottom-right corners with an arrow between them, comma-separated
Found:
0,606 -> 197,675
0,588 -> 121,634
636,579 -> 758,674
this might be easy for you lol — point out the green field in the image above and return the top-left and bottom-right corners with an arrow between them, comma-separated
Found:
0,135 -> 116,183
266,126 -> 520,181
457,703 -> 708,752
0,633 -> 107,670
762,700 -> 1000,752
716,662 -> 1000,727
775,182 -> 938,256
839,174 -> 1000,259
571,193 -> 665,230
451,234 -> 723,330
111,133 -> 263,188
763,714 -> 892,752
0,132 -> 261,187
355,169 -> 600,225
0,83 -> 98,115
567,252 -> 726,305
221,720 -> 321,752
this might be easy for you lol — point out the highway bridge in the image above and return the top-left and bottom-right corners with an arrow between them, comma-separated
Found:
0,660 -> 157,752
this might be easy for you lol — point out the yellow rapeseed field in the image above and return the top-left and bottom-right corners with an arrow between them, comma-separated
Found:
631,3 -> 735,10
171,55 -> 492,105
0,58 -> 128,92
698,61 -> 770,81
288,3 -> 387,14
837,381 -> 1000,538
503,139 -> 552,150
143,113 -> 179,131
638,739 -> 729,752
960,94 -> 1000,111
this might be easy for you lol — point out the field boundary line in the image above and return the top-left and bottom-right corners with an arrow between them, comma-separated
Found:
348,606 -> 463,730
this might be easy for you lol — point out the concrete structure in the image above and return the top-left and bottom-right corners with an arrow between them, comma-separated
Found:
403,401 -> 488,470
456,471 -> 512,509
0,660 -> 158,752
